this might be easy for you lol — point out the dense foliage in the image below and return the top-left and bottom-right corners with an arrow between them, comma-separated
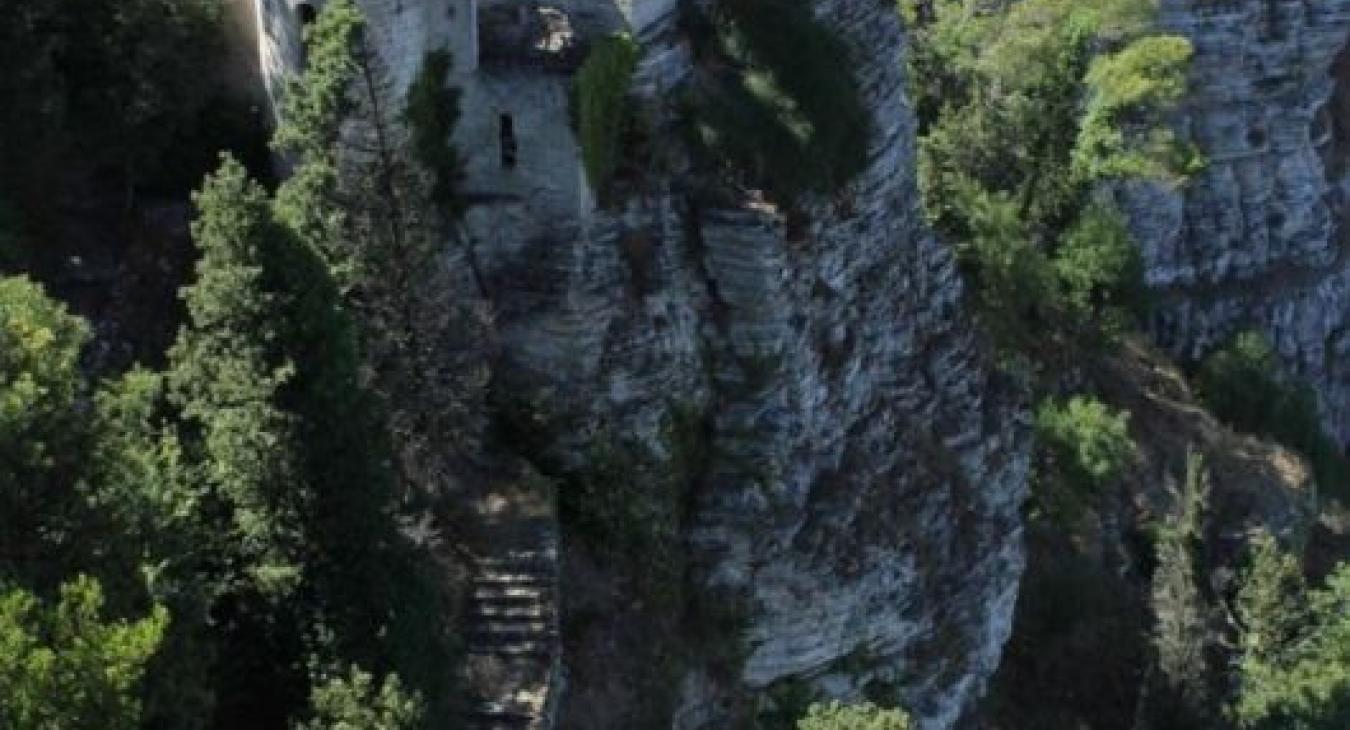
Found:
0,2 -> 457,727
681,0 -> 870,201
0,577 -> 167,730
1033,395 -> 1134,520
796,701 -> 912,730
909,0 -> 1191,355
1196,331 -> 1349,501
0,0 -> 264,215
1142,452 -> 1221,728
404,50 -> 466,215
1234,537 -> 1350,729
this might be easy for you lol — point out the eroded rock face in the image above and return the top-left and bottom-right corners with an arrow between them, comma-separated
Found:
255,0 -> 1032,726
464,2 -> 1029,728
1121,0 -> 1350,445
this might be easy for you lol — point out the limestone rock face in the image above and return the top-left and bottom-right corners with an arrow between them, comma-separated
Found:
461,2 -> 1029,728
259,0 -> 1031,726
1121,0 -> 1350,445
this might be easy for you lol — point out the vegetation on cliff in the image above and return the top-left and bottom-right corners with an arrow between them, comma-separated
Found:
1197,331 -> 1349,502
576,34 -> 640,199
681,0 -> 870,202
906,1 -> 1347,728
1,2 -> 457,727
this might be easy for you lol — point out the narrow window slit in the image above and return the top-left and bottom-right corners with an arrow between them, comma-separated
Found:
500,113 -> 518,169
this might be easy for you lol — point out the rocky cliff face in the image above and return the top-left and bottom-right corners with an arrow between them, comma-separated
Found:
456,1 -> 1030,728
1122,0 -> 1350,446
262,0 -> 1031,725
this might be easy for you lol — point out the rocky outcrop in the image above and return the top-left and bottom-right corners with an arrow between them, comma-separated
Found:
256,0 -> 1031,726
460,2 -> 1029,728
1121,0 -> 1350,445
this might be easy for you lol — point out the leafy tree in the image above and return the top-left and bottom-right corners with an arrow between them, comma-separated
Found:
909,0 -> 1191,353
681,0 -> 871,201
404,50 -> 466,215
796,701 -> 912,730
276,0 -> 488,496
1142,451 -> 1220,728
950,179 -> 1058,348
170,156 -> 307,596
1235,552 -> 1350,729
0,276 -> 94,584
0,0 -> 232,202
1236,533 -> 1308,668
294,665 -> 424,730
1075,35 -> 1199,182
1196,331 -> 1284,433
1054,204 -> 1146,335
0,576 -> 168,730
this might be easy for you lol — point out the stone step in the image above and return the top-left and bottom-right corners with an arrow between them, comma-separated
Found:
470,602 -> 550,620
472,580 -> 550,596
473,571 -> 554,585
467,641 -> 553,658
476,552 -> 556,567
469,628 -> 558,646
470,618 -> 551,634
467,702 -> 538,728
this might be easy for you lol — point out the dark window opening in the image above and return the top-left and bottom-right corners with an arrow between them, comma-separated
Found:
500,113 -> 518,169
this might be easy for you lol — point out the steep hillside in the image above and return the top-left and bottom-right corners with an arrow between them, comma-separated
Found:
1124,0 -> 1350,444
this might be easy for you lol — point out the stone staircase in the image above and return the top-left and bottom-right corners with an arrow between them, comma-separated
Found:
464,504 -> 562,730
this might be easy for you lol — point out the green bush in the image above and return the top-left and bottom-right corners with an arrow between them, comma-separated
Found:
1034,395 -> 1133,518
0,576 -> 168,730
1234,540 -> 1350,729
404,50 -> 465,216
909,0 -> 1192,356
796,701 -> 912,730
951,179 -> 1058,349
1075,35 -> 1201,182
1196,331 -> 1349,501
1054,203 -> 1147,334
296,664 -> 424,730
576,34 -> 639,201
682,0 -> 870,201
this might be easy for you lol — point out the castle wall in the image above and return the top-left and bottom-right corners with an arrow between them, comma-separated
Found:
457,71 -> 593,246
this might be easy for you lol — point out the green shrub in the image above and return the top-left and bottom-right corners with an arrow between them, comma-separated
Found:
1054,203 -> 1147,334
1196,331 -> 1349,501
404,50 -> 465,216
908,0 -> 1192,357
1034,396 -> 1133,518
0,576 -> 168,730
1234,542 -> 1350,729
951,179 -> 1058,348
682,0 -> 870,202
296,664 -> 423,730
576,34 -> 639,201
796,701 -> 912,730
1075,35 -> 1200,182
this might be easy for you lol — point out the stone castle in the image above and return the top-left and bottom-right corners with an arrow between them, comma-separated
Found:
233,1 -> 1350,728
